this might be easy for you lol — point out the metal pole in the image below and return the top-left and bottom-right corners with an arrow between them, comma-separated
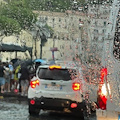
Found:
34,30 -> 38,59
40,39 -> 42,59
15,51 -> 17,58
52,51 -> 54,60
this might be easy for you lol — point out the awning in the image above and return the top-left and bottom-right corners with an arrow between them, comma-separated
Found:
0,43 -> 32,52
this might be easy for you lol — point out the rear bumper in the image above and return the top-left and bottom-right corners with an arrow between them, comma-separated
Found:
28,97 -> 85,112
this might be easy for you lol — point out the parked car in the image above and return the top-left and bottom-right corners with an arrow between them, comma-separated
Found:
28,63 -> 97,118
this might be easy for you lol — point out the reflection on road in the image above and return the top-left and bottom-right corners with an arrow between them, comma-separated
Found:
0,98 -> 96,120
29,112 -> 81,120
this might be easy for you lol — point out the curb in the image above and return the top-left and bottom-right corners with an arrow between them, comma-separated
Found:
0,92 -> 28,101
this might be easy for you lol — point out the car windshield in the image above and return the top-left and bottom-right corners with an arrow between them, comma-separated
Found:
37,68 -> 77,81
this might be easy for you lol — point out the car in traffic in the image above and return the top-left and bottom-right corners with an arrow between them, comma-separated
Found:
28,63 -> 97,118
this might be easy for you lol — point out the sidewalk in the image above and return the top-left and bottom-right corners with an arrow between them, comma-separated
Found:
0,91 -> 28,100
96,109 -> 119,120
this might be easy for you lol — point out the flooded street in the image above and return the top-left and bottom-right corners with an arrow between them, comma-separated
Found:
0,98 -> 29,120
0,97 -> 96,120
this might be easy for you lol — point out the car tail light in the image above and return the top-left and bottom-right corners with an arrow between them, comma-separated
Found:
71,103 -> 77,108
30,80 -> 39,88
30,100 -> 35,105
72,82 -> 80,91
49,65 -> 61,69
97,68 -> 110,110
100,68 -> 107,82
101,83 -> 111,96
98,95 -> 107,110
99,83 -> 111,96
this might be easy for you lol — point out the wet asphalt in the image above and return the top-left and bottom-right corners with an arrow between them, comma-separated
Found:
0,92 -> 96,120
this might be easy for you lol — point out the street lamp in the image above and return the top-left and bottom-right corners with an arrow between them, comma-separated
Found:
31,28 -> 39,59
31,17 -> 51,59
39,33 -> 47,59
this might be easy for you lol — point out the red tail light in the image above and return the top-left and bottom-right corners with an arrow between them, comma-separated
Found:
98,95 -> 107,110
30,100 -> 35,105
72,82 -> 80,91
30,80 -> 39,88
100,68 -> 107,82
98,68 -> 108,110
71,103 -> 77,108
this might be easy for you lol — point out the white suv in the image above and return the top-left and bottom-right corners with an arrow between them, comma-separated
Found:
28,63 -> 97,118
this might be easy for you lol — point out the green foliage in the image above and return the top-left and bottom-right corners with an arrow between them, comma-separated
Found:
0,0 -> 37,36
76,0 -> 86,5
0,15 -> 21,36
23,0 -> 86,12
45,24 -> 54,36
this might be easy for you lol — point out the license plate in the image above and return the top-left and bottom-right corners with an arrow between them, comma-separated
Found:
45,84 -> 62,90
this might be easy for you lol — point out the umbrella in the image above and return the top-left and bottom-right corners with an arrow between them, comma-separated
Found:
13,59 -> 33,69
33,59 -> 47,64
13,60 -> 22,68
24,59 -> 33,66
11,58 -> 20,64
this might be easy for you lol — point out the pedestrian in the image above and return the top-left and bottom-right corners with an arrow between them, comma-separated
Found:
4,63 -> 11,92
0,61 -> 6,93
35,62 -> 41,72
13,65 -> 21,93
19,63 -> 30,96
9,62 -> 14,91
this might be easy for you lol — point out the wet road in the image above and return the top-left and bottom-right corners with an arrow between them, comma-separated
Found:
0,97 -> 96,120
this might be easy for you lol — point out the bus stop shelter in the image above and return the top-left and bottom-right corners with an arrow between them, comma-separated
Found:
0,43 -> 32,59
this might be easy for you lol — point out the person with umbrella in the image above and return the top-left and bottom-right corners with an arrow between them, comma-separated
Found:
19,63 -> 30,96
8,62 -> 14,91
0,61 -> 5,93
35,62 -> 41,72
33,59 -> 46,73
13,64 -> 21,93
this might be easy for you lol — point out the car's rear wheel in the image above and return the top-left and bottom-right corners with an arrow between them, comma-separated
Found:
29,104 -> 40,116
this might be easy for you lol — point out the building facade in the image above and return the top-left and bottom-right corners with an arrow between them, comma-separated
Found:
0,1 -> 111,63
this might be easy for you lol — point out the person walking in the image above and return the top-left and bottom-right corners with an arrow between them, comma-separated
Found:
0,62 -> 5,93
4,63 -> 11,92
13,65 -> 21,93
19,63 -> 30,96
9,62 -> 14,91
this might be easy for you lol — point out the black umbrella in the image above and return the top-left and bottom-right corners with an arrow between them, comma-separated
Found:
13,60 -> 22,68
11,58 -> 20,64
24,59 -> 33,66
14,59 -> 33,68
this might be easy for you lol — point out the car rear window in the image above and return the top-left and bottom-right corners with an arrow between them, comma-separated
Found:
37,68 -> 77,81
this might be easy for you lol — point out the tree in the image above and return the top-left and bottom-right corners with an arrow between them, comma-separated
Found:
31,18 -> 53,59
0,0 -> 37,36
19,0 -> 86,12
0,16 -> 21,36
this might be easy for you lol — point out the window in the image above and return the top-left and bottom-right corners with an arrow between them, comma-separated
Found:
102,29 -> 106,33
113,34 -> 120,60
104,21 -> 106,26
52,18 -> 55,22
113,14 -> 120,60
59,18 -> 61,22
95,21 -> 97,25
38,68 -> 77,81
45,16 -> 48,21
94,29 -> 98,33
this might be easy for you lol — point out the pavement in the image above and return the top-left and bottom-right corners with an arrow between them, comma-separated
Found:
96,109 -> 119,120
0,91 -> 28,100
